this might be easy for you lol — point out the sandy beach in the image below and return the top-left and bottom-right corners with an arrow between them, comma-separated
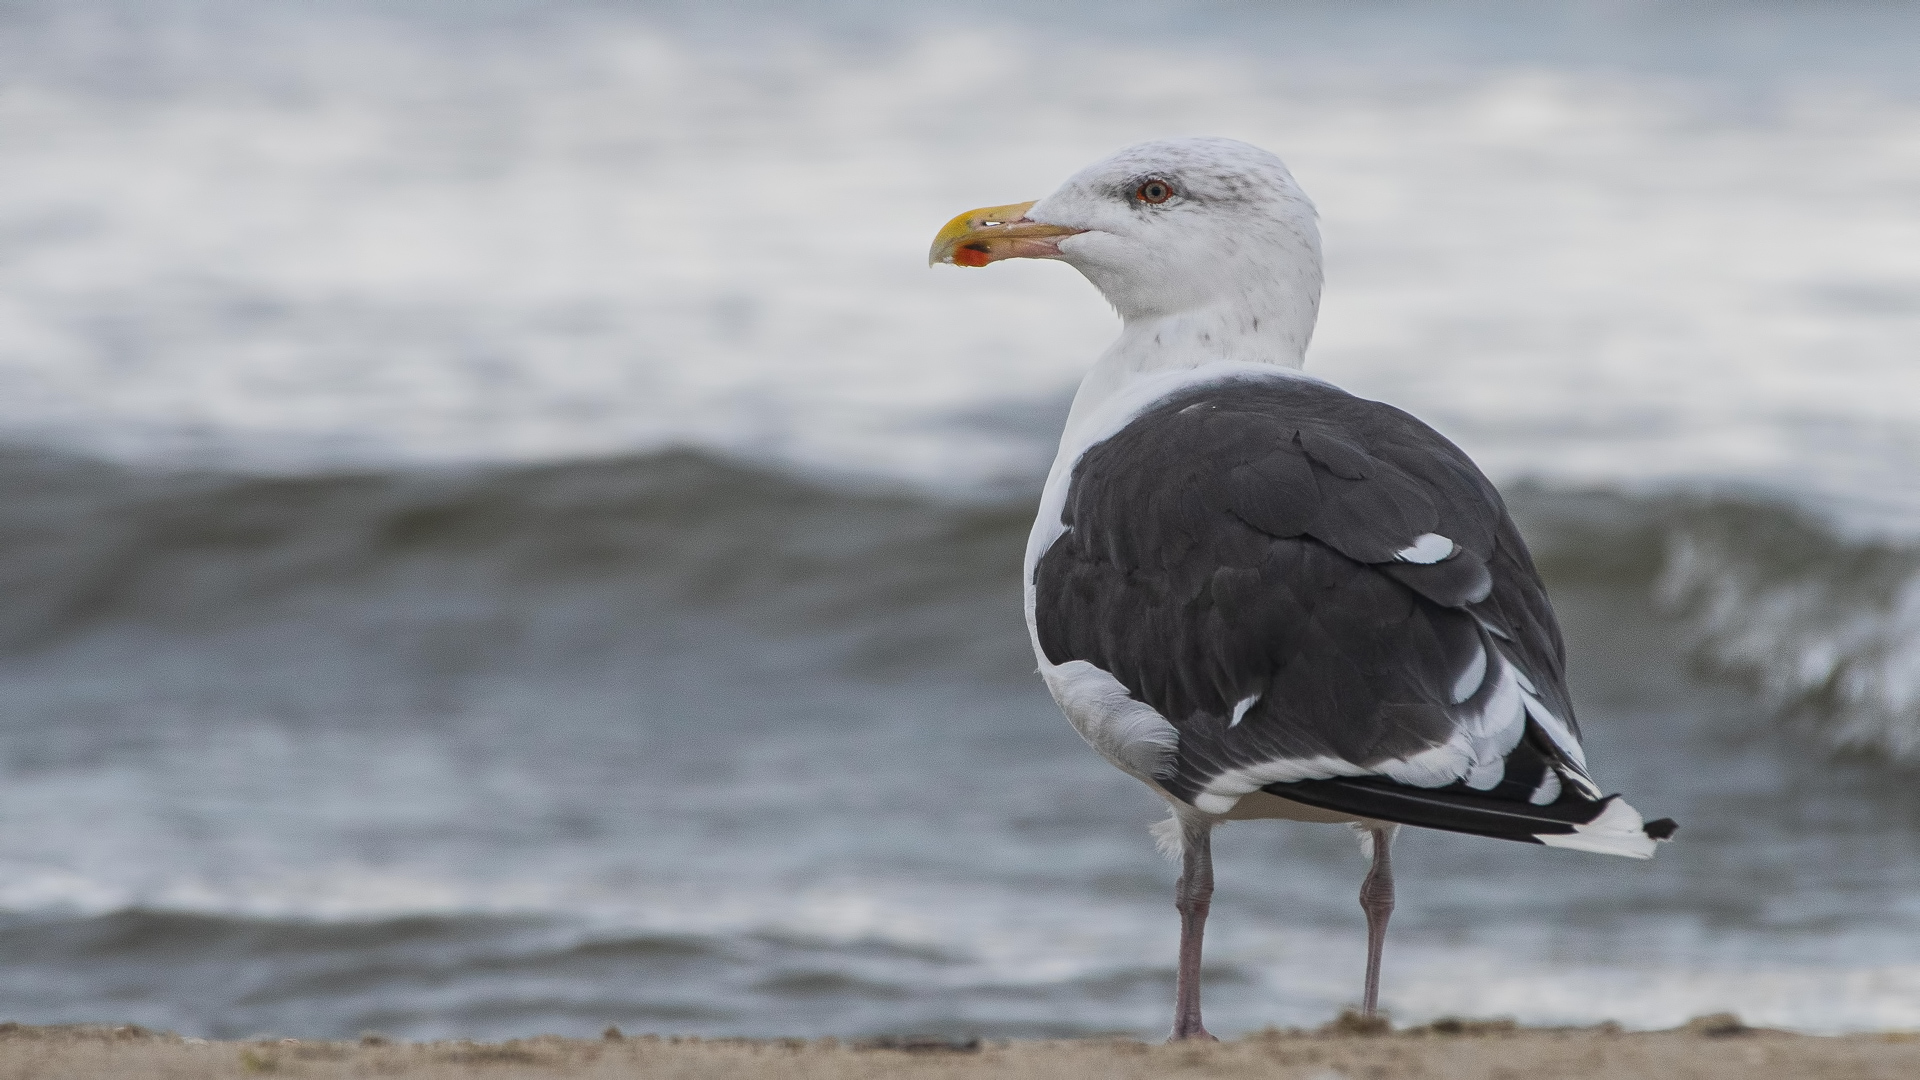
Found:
4,1016 -> 1916,1080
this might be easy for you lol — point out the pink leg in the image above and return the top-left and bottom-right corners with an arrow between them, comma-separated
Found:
1170,818 -> 1218,1042
1359,826 -> 1397,1017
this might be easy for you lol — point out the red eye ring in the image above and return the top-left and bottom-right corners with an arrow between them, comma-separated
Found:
1135,179 -> 1175,204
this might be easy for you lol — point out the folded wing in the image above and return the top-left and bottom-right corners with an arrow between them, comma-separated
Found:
1032,376 -> 1673,856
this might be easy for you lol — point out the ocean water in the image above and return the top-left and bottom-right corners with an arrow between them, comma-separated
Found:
1,0 -> 1919,1041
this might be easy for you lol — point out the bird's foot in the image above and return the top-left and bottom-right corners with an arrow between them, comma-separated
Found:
1166,1025 -> 1218,1043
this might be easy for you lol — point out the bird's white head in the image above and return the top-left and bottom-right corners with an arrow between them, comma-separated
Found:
931,137 -> 1323,368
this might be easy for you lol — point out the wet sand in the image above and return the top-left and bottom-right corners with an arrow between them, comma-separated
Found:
3,1015 -> 1916,1079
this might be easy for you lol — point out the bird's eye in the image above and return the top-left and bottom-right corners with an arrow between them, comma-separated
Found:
1135,179 -> 1175,205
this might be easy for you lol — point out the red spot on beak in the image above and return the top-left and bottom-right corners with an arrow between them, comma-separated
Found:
954,246 -> 992,268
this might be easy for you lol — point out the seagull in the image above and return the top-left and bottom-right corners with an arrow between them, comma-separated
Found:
930,137 -> 1674,1041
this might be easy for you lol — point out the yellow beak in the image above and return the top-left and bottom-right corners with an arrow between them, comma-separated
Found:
928,201 -> 1084,267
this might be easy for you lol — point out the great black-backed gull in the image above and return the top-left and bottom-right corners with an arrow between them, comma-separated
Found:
930,137 -> 1675,1041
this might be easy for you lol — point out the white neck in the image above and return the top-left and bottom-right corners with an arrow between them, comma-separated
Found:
1060,294 -> 1317,448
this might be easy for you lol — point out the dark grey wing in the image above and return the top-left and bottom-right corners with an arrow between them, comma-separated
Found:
1358,397 -> 1578,738
1033,377 -> 1669,846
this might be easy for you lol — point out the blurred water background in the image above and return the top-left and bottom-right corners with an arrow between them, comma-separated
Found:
3,0 -> 1920,1041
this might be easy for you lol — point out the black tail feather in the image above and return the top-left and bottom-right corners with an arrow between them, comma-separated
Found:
1263,775 -> 1675,846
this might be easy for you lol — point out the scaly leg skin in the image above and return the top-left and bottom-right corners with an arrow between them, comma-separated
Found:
1169,817 -> 1218,1042
1359,825 -> 1398,1018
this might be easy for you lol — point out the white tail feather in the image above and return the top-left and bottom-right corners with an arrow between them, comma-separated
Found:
1537,797 -> 1662,859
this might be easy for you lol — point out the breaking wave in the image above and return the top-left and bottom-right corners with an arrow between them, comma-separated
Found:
0,444 -> 1035,682
1654,504 -> 1920,759
3,446 -> 1918,760
1511,486 -> 1920,763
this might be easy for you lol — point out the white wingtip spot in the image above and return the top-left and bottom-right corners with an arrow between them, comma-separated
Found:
1395,532 -> 1455,564
1537,797 -> 1660,859
1229,693 -> 1260,728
